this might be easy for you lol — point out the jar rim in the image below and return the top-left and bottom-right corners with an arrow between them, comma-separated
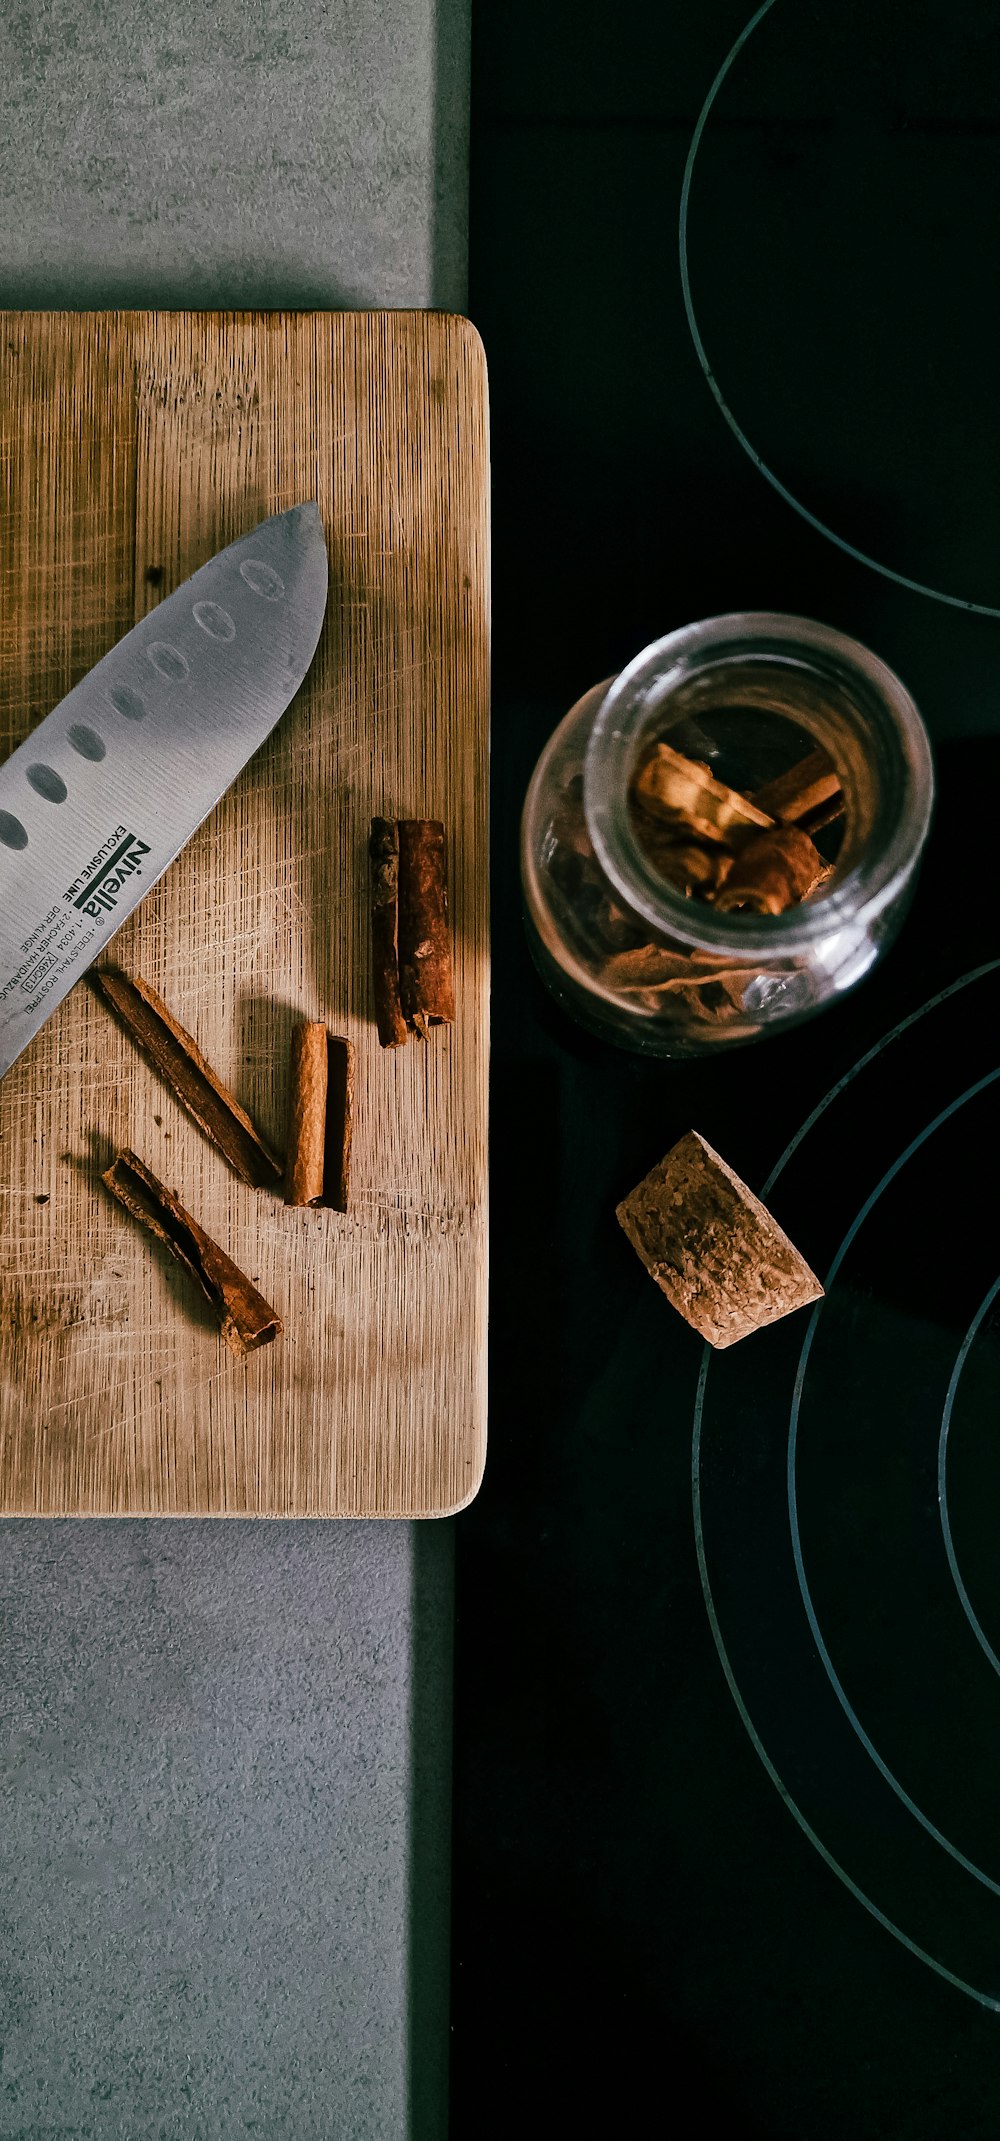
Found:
582,611 -> 935,957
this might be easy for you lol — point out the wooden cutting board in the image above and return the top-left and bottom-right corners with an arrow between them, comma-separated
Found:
0,312 -> 489,1517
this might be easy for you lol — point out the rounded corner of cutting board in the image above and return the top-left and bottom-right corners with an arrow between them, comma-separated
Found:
437,311 -> 489,375
428,1441 -> 488,1521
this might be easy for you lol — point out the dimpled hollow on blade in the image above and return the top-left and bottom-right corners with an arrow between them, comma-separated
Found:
0,503 -> 328,1079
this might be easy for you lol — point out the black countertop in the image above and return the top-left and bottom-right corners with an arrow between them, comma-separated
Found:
454,3 -> 1000,2131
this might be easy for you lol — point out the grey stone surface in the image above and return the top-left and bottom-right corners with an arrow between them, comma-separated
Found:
0,3 -> 468,2136
0,0 -> 469,311
0,1522 -> 454,2140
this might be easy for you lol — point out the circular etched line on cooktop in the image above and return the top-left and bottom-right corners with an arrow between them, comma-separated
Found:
787,1065 -> 1000,1896
693,1351 -> 1000,2015
693,959 -> 1000,2010
938,1273 -> 1000,1680
679,0 -> 1000,619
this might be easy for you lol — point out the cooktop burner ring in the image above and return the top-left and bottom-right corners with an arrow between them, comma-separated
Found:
939,1274 -> 1000,1680
693,960 -> 1000,2010
679,0 -> 1000,619
787,1066 -> 1000,1894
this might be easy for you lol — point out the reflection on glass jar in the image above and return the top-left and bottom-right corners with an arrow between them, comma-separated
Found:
521,614 -> 934,1057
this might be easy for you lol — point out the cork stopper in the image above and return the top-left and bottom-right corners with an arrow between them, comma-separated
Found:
616,1129 -> 823,1349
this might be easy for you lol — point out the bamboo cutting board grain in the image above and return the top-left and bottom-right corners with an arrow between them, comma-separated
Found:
0,312 -> 489,1517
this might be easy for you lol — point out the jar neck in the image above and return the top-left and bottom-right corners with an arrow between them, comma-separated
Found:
582,612 -> 934,959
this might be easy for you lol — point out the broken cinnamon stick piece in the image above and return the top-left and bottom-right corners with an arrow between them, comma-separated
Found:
750,747 -> 842,826
714,826 -> 827,915
102,1150 -> 282,1359
631,811 -> 732,899
397,819 -> 455,1038
798,792 -> 846,838
284,1023 -> 355,1216
370,818 -> 409,1048
632,743 -> 773,847
655,841 -> 728,897
601,946 -> 697,991
91,968 -> 282,1191
284,1023 -> 354,1211
616,1130 -> 823,1348
285,1022 -> 328,1206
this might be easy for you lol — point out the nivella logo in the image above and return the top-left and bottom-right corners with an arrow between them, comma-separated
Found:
74,832 -> 153,921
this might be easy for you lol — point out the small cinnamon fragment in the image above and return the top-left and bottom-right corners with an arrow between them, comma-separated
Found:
397,819 -> 455,1038
284,1022 -> 354,1212
631,813 -> 732,900
91,968 -> 281,1190
798,792 -> 845,838
660,840 -> 732,899
601,946 -> 697,991
605,961 -> 759,1004
601,940 -> 762,1011
750,748 -> 842,827
102,1150 -> 281,1358
715,826 -> 828,916
632,743 -> 773,847
369,818 -> 408,1048
670,977 -> 748,1023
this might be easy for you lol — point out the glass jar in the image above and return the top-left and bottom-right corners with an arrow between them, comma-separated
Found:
520,613 -> 934,1056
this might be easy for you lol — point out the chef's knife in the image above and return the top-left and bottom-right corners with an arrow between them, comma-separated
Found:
0,502 -> 328,1079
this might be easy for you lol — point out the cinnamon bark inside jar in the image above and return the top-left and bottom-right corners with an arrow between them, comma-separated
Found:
520,613 -> 934,1057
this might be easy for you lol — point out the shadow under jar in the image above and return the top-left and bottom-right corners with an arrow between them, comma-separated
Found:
521,614 -> 934,1057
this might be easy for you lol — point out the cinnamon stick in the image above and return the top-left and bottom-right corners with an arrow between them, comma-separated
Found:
750,748 -> 842,827
798,792 -> 846,837
631,813 -> 732,899
102,1150 -> 282,1359
91,968 -> 282,1191
369,818 -> 408,1048
714,826 -> 827,916
397,819 -> 455,1037
601,946 -> 697,991
284,1022 -> 354,1212
632,744 -> 773,847
285,1022 -> 328,1206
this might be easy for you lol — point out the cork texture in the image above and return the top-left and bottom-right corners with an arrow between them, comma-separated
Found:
616,1129 -> 824,1348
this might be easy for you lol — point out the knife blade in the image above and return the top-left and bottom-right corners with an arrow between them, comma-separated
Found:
0,501 -> 328,1079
